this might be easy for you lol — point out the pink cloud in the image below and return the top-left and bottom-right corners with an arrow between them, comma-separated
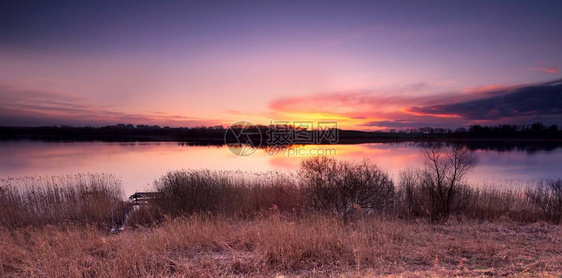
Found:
530,66 -> 559,74
460,84 -> 517,94
530,62 -> 560,74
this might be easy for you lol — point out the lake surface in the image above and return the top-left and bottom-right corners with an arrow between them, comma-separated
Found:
1,140 -> 561,196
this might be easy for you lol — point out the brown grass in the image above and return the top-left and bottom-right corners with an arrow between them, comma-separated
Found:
1,215 -> 560,277
154,170 -> 300,217
0,174 -> 125,229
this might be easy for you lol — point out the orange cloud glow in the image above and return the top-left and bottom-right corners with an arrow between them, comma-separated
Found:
267,88 -> 469,129
401,107 -> 461,118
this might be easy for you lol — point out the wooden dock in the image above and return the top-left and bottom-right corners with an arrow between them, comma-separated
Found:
128,192 -> 162,205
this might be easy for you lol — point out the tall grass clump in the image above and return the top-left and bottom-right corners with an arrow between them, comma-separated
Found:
526,179 -> 562,223
464,186 -> 538,221
0,174 -> 125,228
153,170 -> 299,217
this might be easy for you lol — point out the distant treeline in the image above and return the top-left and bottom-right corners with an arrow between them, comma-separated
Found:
451,122 -> 561,139
0,125 -> 227,143
0,122 -> 560,143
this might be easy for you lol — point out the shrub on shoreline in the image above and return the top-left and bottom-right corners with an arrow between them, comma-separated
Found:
299,157 -> 394,219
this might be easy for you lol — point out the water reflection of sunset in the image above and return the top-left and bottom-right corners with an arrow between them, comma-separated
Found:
1,141 -> 561,196
259,144 -> 424,178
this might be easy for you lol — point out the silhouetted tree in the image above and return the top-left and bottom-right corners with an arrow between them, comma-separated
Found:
418,144 -> 478,221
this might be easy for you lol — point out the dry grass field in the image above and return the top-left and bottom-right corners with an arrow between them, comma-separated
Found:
1,215 -> 561,277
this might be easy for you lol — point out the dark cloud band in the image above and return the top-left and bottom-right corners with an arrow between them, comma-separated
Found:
407,79 -> 562,120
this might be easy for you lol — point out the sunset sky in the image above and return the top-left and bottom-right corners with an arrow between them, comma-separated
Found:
1,1 -> 561,130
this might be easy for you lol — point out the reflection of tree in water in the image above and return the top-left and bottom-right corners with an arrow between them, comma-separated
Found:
408,141 -> 561,154
159,140 -> 562,154
462,141 -> 561,154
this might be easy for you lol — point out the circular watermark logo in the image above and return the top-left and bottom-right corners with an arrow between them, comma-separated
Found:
224,121 -> 262,156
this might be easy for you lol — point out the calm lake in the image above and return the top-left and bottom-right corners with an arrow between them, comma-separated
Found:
1,140 -> 561,196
